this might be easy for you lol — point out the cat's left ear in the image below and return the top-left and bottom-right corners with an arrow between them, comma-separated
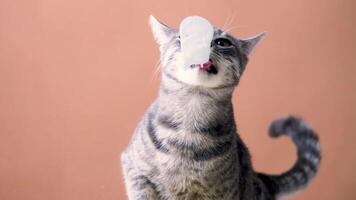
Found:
239,32 -> 266,56
149,15 -> 174,46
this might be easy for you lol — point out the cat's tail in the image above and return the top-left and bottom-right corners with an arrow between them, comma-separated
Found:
257,116 -> 321,198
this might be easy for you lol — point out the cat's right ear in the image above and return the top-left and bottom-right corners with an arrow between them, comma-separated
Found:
239,32 -> 266,56
149,15 -> 174,46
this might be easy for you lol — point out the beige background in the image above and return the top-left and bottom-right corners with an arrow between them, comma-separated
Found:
0,0 -> 355,199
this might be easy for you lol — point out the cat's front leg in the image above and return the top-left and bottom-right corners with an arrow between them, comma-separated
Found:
121,153 -> 159,200
123,174 -> 159,200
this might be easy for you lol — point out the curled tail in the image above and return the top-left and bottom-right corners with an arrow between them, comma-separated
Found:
257,116 -> 321,198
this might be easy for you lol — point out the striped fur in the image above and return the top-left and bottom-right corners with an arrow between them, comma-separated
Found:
121,16 -> 321,200
258,116 -> 321,198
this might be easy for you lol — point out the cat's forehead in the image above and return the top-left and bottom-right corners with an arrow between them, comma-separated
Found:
213,28 -> 224,35
172,26 -> 237,41
214,28 -> 237,41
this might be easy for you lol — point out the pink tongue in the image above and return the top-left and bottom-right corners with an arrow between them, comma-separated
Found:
199,60 -> 212,70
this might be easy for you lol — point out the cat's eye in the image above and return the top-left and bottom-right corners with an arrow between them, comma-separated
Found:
214,38 -> 232,47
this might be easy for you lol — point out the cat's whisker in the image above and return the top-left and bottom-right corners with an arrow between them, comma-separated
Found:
222,12 -> 236,33
222,25 -> 241,35
151,59 -> 161,81
221,13 -> 232,31
228,12 -> 236,29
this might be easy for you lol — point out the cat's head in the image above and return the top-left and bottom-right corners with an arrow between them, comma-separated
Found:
149,15 -> 264,90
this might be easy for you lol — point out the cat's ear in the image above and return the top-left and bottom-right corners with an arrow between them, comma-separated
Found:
149,15 -> 174,45
239,32 -> 266,56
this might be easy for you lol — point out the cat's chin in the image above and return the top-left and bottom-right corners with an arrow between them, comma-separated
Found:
175,68 -> 224,88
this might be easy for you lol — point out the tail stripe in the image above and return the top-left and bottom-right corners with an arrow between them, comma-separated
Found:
258,116 -> 321,198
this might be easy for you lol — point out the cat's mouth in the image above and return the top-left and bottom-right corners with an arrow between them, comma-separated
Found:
189,59 -> 218,75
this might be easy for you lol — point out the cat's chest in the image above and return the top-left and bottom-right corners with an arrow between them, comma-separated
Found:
153,158 -> 227,199
161,174 -> 217,200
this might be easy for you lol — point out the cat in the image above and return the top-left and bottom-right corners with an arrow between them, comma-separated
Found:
120,15 -> 321,200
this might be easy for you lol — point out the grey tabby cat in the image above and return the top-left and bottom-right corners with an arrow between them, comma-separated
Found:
121,15 -> 321,200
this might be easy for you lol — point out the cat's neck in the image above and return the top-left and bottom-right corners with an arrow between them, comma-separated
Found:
156,83 -> 235,132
